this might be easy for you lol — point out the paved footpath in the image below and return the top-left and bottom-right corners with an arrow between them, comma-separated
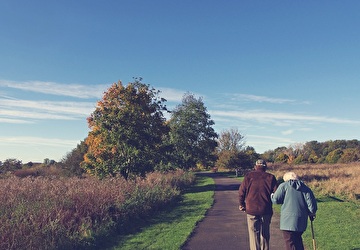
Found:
182,172 -> 284,250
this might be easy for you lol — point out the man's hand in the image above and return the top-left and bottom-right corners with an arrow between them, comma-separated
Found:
239,205 -> 245,212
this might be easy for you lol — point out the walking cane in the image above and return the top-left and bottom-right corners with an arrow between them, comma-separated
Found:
310,218 -> 316,250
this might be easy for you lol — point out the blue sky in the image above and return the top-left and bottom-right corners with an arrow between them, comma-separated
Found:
1,1 -> 359,163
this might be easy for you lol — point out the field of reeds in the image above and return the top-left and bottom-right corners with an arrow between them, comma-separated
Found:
268,162 -> 360,200
266,162 -> 360,249
0,170 -> 195,250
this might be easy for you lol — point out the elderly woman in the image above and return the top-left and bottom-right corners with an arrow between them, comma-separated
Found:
271,172 -> 317,250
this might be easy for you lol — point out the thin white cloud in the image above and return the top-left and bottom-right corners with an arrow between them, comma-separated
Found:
211,109 -> 360,125
248,134 -> 296,144
0,79 -> 107,99
157,87 -> 205,103
158,87 -> 185,102
246,134 -> 297,153
230,94 -> 296,104
0,99 -> 95,116
282,129 -> 294,135
0,109 -> 78,120
0,136 -> 79,147
0,118 -> 33,124
281,127 -> 312,135
0,98 -> 95,123
0,93 -> 18,100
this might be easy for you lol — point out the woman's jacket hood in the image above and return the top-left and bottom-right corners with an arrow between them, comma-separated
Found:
288,179 -> 303,190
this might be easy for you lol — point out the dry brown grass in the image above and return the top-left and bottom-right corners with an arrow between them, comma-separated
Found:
268,162 -> 360,200
0,170 -> 195,250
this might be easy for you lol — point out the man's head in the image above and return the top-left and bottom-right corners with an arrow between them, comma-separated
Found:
255,159 -> 267,170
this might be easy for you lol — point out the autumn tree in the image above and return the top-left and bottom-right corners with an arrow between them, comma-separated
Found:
216,128 -> 244,170
216,129 -> 257,170
217,128 -> 245,152
81,79 -> 169,178
168,93 -> 218,169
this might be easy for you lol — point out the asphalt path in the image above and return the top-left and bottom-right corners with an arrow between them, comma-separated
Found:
182,172 -> 284,250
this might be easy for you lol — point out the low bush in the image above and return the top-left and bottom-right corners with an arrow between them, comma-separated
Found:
0,170 -> 195,250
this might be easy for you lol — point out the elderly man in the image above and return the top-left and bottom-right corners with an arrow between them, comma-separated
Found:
238,159 -> 278,250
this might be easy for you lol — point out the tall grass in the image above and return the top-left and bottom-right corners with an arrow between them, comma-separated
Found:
270,162 -> 360,249
0,170 -> 195,250
269,162 -> 360,200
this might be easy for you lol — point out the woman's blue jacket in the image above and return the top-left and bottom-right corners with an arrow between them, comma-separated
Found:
271,180 -> 317,232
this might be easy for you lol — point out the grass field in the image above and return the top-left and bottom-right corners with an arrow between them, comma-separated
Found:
273,197 -> 360,250
269,162 -> 360,249
112,167 -> 360,250
302,198 -> 360,250
107,175 -> 215,250
2,162 -> 357,249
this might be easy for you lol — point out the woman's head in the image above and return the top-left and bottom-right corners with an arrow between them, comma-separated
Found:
283,172 -> 299,182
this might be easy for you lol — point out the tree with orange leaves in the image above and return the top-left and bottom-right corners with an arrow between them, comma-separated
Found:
81,78 -> 169,179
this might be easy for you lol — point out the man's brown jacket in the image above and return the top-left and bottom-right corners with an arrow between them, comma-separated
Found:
238,169 -> 277,216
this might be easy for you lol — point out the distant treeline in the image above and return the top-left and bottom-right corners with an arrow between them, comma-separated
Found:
1,79 -> 358,176
1,139 -> 359,177
261,139 -> 360,164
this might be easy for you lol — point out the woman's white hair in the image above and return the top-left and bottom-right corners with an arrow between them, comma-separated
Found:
283,172 -> 299,182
